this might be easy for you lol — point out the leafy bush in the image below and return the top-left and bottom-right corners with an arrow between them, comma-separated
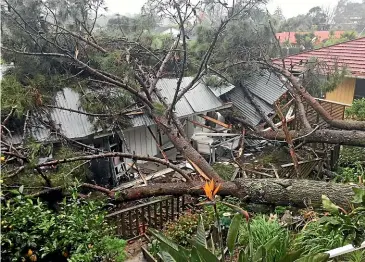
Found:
338,146 -> 365,168
238,215 -> 290,261
334,165 -> 364,184
1,187 -> 126,262
164,211 -> 200,246
345,98 -> 365,121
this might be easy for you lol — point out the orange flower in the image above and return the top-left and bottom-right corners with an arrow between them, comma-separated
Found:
203,179 -> 221,201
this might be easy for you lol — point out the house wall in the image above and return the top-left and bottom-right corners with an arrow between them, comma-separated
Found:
325,77 -> 356,105
123,126 -> 159,166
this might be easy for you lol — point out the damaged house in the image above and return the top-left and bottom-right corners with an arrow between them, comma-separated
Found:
5,77 -> 232,186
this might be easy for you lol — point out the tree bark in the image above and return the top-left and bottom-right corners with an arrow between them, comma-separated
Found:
117,178 -> 362,209
254,128 -> 365,147
154,115 -> 223,182
272,65 -> 365,131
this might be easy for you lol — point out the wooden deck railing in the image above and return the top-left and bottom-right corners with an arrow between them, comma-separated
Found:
106,195 -> 186,239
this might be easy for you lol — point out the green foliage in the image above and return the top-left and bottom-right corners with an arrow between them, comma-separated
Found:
295,32 -> 316,50
334,165 -> 364,184
316,31 -> 358,48
1,75 -> 31,117
153,102 -> 166,116
151,211 -> 329,262
338,146 -> 365,167
302,59 -> 347,97
335,146 -> 365,184
319,188 -> 365,248
345,98 -> 365,121
203,75 -> 228,88
78,87 -> 133,131
238,215 -> 290,261
1,187 -> 126,262
164,212 -> 200,246
293,222 -> 344,255
212,163 -> 236,181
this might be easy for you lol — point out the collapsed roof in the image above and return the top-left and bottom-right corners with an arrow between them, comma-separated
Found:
7,77 -> 231,144
214,70 -> 287,126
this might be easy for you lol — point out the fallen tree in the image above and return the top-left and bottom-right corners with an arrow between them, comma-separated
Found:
254,128 -> 365,147
116,178 -> 363,209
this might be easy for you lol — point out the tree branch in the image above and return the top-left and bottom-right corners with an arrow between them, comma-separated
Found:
35,152 -> 192,182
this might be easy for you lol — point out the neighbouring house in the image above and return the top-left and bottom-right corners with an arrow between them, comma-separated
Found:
276,36 -> 365,105
276,31 -> 345,46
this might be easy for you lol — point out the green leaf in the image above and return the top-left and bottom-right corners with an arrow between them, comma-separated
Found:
322,195 -> 339,214
149,228 -> 180,251
238,247 -> 249,262
278,249 -> 303,262
159,242 -> 187,262
264,236 -> 279,253
195,243 -> 219,262
159,251 -> 177,262
352,188 -> 365,204
227,213 -> 242,255
294,253 -> 330,262
253,245 -> 267,262
195,215 -> 207,248
191,247 -> 202,262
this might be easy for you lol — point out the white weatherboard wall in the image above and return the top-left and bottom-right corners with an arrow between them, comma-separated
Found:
123,126 -> 158,166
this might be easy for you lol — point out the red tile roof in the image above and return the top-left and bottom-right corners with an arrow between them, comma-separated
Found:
274,37 -> 365,77
276,31 -> 345,44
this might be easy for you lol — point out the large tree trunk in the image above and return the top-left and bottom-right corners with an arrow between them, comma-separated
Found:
117,178 -> 362,209
154,115 -> 223,181
254,128 -> 365,147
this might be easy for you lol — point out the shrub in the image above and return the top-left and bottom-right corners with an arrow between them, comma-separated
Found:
238,215 -> 290,261
345,98 -> 365,121
293,221 -> 344,255
1,187 -> 126,262
163,211 -> 200,246
338,146 -> 365,168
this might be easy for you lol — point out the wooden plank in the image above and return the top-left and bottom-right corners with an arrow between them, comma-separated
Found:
135,210 -> 140,236
171,197 -> 174,220
159,202 -> 163,229
165,199 -> 169,223
121,213 -> 126,237
154,203 -> 158,228
107,196 -> 172,217
176,196 -> 180,219
198,114 -> 232,129
128,211 -> 133,237
188,119 -> 220,132
112,170 -> 173,190
147,205 -> 152,227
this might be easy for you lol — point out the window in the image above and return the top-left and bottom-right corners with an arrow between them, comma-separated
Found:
354,79 -> 365,100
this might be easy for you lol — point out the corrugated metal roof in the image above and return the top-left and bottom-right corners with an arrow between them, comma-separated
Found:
156,77 -> 227,117
274,36 -> 365,77
50,88 -> 96,138
245,70 -> 287,104
224,70 -> 287,126
129,114 -> 155,128
8,77 -> 227,144
226,87 -> 274,126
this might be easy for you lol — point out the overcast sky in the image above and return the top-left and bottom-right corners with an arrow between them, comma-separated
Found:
104,0 -> 341,18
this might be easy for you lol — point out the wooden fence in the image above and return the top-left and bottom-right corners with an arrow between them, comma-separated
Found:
295,98 -> 348,129
106,195 -> 186,239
